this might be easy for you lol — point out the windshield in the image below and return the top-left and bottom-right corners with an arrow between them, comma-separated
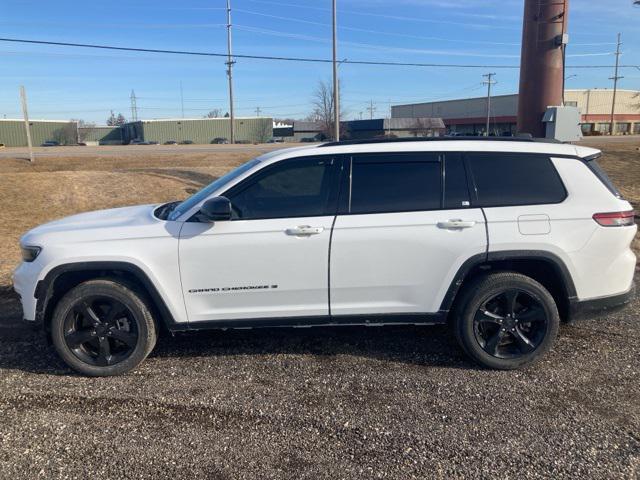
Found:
168,158 -> 262,221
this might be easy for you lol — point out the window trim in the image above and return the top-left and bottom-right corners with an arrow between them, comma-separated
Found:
463,151 -> 568,208
217,155 -> 342,221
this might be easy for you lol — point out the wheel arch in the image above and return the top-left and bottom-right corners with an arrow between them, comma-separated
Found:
35,261 -> 177,334
441,250 -> 577,321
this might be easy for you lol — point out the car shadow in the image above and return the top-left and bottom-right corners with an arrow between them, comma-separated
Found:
0,288 -> 473,375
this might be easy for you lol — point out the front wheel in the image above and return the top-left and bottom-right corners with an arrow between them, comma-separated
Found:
453,272 -> 560,370
50,279 -> 157,376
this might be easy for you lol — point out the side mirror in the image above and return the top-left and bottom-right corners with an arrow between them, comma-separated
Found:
199,196 -> 232,222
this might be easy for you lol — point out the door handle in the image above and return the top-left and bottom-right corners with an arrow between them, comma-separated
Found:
285,225 -> 324,236
437,219 -> 476,230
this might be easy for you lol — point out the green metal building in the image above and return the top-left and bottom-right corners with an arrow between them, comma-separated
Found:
0,119 -> 78,147
78,126 -> 123,145
121,117 -> 273,144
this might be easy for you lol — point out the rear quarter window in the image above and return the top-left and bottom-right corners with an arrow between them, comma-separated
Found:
584,155 -> 622,198
466,153 -> 567,207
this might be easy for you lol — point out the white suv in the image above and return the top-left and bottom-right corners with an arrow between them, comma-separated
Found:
13,138 -> 636,376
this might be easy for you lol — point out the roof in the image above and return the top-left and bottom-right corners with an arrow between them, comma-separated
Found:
127,117 -> 269,123
0,118 -> 76,123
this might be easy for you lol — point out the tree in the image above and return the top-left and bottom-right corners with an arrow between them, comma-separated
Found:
256,120 -> 273,143
309,79 -> 345,140
73,119 -> 96,143
205,109 -> 223,118
51,122 -> 79,145
409,118 -> 431,137
106,110 -> 127,126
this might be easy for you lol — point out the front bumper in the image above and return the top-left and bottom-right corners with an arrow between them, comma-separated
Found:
12,260 -> 41,324
568,282 -> 635,322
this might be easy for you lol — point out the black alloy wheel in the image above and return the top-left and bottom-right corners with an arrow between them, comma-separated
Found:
473,289 -> 548,359
51,279 -> 157,376
63,296 -> 139,367
453,272 -> 560,370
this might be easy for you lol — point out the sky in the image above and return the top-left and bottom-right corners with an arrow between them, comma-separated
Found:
0,0 -> 639,124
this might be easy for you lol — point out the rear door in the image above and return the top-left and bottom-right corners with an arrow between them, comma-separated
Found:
329,152 -> 487,317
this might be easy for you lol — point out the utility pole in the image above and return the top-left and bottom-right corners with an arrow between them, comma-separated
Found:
367,100 -> 376,120
19,86 -> 34,163
483,73 -> 496,136
180,81 -> 185,118
331,0 -> 340,141
226,0 -> 235,144
609,33 -> 623,136
130,90 -> 138,122
255,106 -> 261,117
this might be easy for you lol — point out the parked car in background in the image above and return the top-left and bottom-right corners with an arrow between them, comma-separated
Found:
129,139 -> 150,145
164,140 -> 177,145
212,138 -> 229,144
41,141 -> 60,147
180,140 -> 194,145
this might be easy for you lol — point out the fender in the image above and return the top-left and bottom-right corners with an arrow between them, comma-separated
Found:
438,250 -> 578,312
34,261 -> 179,329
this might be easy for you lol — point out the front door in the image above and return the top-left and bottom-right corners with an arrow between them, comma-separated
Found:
179,156 -> 339,323
329,152 -> 488,317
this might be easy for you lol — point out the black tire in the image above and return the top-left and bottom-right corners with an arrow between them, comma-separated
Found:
452,272 -> 559,370
50,279 -> 157,376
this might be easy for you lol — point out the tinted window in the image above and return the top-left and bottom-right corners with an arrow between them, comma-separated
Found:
349,154 -> 441,214
444,154 -> 471,209
467,153 -> 566,207
225,157 -> 337,219
585,156 -> 621,198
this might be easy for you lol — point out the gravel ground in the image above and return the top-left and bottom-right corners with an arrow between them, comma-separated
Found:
0,287 -> 639,480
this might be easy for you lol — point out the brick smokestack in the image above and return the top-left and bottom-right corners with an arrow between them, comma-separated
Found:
517,0 -> 569,137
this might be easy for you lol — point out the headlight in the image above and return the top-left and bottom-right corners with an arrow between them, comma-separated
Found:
21,246 -> 41,262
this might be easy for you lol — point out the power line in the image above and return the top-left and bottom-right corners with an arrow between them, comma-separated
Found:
0,38 -> 637,70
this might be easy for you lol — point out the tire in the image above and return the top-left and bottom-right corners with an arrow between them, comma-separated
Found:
50,279 -> 157,376
452,272 -> 560,370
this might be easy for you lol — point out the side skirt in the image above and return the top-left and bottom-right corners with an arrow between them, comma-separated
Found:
170,312 -> 448,332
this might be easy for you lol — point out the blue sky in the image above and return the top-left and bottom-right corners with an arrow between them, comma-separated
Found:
1,0 -> 639,123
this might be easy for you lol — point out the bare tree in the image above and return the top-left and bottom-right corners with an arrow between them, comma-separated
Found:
410,118 -> 431,137
74,119 -> 96,143
205,109 -> 223,118
310,79 -> 345,139
106,111 -> 127,126
51,122 -> 79,145
256,120 -> 273,143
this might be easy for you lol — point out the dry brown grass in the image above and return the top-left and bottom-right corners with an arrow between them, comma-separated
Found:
0,140 -> 638,288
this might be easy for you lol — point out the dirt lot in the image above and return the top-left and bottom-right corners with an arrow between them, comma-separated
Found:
0,140 -> 639,478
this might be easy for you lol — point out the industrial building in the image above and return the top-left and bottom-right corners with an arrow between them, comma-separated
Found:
78,126 -> 123,145
392,89 -> 640,136
120,117 -> 273,144
278,118 -> 445,142
0,119 -> 78,147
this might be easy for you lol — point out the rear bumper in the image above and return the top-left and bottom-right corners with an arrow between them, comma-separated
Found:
568,282 -> 635,322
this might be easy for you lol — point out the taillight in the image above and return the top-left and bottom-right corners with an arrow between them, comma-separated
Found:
592,210 -> 636,227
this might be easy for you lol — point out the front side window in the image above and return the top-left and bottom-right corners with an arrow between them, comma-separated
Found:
348,153 -> 442,214
225,156 -> 338,219
466,153 -> 566,207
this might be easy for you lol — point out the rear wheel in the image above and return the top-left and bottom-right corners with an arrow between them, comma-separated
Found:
453,272 -> 559,370
51,279 -> 157,376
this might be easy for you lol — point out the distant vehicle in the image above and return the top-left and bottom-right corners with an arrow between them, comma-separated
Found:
447,132 -> 465,137
267,138 -> 284,143
300,137 -> 316,143
129,139 -> 150,145
0,143 -> 5,149
212,138 -> 229,144
148,141 -> 159,145
77,142 -> 87,146
41,141 -> 60,147
164,140 -> 177,145
179,140 -> 194,145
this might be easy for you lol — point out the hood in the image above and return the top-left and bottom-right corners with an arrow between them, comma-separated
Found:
21,204 -> 160,244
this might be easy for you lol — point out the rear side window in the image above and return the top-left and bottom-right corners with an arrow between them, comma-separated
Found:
349,153 -> 441,214
444,154 -> 471,209
584,155 -> 622,198
466,153 -> 566,207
